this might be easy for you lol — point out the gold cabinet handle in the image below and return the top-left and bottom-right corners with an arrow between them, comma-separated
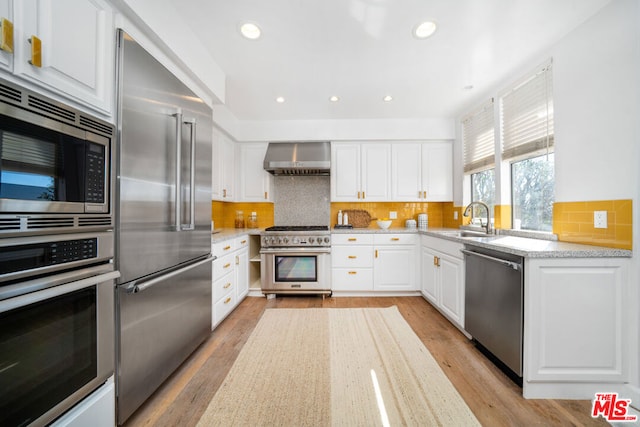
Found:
391,237 -> 400,241
223,262 -> 231,269
223,282 -> 231,289
235,255 -> 239,265
357,191 -> 361,199
362,191 -> 365,199
433,256 -> 438,266
28,35 -> 42,67
348,255 -> 357,259
348,271 -> 357,275
223,189 -> 227,197
224,297 -> 232,304
264,191 -> 268,199
348,238 -> 357,242
223,245 -> 231,250
423,191 -> 427,199
241,239 -> 247,244
375,249 -> 379,258
0,18 -> 14,53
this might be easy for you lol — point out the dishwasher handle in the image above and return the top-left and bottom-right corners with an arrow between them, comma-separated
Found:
461,249 -> 522,271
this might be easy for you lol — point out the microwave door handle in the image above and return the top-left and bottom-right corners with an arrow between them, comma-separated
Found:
183,118 -> 196,231
172,111 -> 183,231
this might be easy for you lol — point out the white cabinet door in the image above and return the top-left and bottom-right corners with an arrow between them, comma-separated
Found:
392,143 -> 422,201
235,248 -> 249,299
361,144 -> 390,201
373,246 -> 416,291
211,129 -> 235,201
331,143 -> 360,201
422,142 -> 453,201
420,246 -> 438,304
0,0 -> 13,72
13,0 -> 114,115
237,142 -> 272,202
438,252 -> 464,326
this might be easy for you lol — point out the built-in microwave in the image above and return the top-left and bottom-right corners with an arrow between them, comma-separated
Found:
0,78 -> 114,236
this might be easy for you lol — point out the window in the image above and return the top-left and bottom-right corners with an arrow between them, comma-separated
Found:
511,153 -> 554,231
500,61 -> 554,231
463,99 -> 495,222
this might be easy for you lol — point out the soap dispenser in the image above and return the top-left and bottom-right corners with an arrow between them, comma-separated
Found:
337,210 -> 343,226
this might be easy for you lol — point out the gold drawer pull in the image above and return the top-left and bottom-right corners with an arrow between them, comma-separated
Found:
28,35 -> 41,67
224,297 -> 232,304
264,191 -> 268,199
223,245 -> 231,250
223,262 -> 231,269
1,18 -> 14,53
348,238 -> 357,242
240,239 -> 247,244
223,282 -> 231,289
348,271 -> 357,275
348,255 -> 357,259
391,237 -> 400,241
375,249 -> 379,258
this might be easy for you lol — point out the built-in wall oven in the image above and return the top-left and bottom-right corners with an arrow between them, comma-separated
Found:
0,78 -> 118,426
261,226 -> 331,295
0,232 -> 118,426
0,77 -> 113,235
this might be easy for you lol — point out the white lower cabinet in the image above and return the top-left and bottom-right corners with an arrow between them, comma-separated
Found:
523,257 -> 629,398
331,233 -> 417,293
212,235 -> 249,328
420,235 -> 465,329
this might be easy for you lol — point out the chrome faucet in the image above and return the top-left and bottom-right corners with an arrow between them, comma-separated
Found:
463,201 -> 492,235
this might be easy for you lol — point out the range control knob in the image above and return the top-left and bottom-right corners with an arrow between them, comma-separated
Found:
283,237 -> 289,244
292,237 -> 300,245
324,236 -> 330,244
309,237 -> 315,244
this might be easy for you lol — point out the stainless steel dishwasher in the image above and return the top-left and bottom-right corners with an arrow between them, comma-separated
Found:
462,246 -> 524,381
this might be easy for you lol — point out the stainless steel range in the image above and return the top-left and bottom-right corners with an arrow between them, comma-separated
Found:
260,226 -> 331,296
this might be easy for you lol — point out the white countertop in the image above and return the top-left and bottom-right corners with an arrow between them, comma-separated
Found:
332,227 -> 632,258
211,228 -> 262,244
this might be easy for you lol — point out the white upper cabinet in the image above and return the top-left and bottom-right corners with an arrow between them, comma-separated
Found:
392,142 -> 453,201
212,127 -> 235,201
236,142 -> 273,202
0,1 -> 13,72
331,142 -> 390,202
8,0 -> 115,115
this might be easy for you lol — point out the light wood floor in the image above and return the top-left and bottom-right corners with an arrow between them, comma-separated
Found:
123,295 -> 605,427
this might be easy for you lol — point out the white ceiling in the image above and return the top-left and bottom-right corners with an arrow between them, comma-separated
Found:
175,0 -> 611,121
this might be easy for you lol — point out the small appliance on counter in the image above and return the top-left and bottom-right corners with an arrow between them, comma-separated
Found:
406,219 -> 417,229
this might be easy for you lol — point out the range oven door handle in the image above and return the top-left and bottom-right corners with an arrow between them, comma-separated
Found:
260,247 -> 331,255
0,270 -> 121,314
125,255 -> 214,294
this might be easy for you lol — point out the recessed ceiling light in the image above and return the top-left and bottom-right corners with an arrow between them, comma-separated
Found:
240,22 -> 261,40
329,96 -> 340,102
275,96 -> 285,103
413,21 -> 437,39
383,95 -> 393,102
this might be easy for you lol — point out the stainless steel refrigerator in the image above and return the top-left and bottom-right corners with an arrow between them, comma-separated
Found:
114,30 -> 213,425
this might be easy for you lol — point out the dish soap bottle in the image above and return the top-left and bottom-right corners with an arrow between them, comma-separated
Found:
337,210 -> 343,226
343,211 -> 349,225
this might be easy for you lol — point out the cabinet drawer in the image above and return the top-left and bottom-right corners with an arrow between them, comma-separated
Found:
213,291 -> 236,326
421,235 -> 464,259
373,234 -> 417,245
331,234 -> 374,245
235,235 -> 249,250
332,246 -> 373,268
332,268 -> 374,291
212,240 -> 236,258
213,272 -> 235,302
213,254 -> 235,278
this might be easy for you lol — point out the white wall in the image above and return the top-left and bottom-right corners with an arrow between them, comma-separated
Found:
454,0 -> 640,396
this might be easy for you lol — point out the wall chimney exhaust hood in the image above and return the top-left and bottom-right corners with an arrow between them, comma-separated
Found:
263,141 -> 331,175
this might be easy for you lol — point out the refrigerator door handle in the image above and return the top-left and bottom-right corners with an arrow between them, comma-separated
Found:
183,118 -> 196,231
172,111 -> 183,232
124,255 -> 214,294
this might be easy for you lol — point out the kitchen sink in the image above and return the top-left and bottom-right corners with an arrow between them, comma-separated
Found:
439,230 -> 493,238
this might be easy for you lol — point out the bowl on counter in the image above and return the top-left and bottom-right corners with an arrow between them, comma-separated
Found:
376,219 -> 392,229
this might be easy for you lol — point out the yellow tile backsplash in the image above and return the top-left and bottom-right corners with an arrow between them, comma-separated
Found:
330,202 -> 445,228
212,201 -> 274,229
553,199 -> 632,250
494,205 -> 512,230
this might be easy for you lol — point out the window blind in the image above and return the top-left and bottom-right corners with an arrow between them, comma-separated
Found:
500,62 -> 554,160
462,99 -> 495,173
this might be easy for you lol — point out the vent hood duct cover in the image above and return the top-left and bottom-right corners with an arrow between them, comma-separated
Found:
263,141 -> 331,175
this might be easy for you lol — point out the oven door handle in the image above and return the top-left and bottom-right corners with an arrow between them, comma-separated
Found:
125,255 -> 214,294
0,270 -> 120,314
